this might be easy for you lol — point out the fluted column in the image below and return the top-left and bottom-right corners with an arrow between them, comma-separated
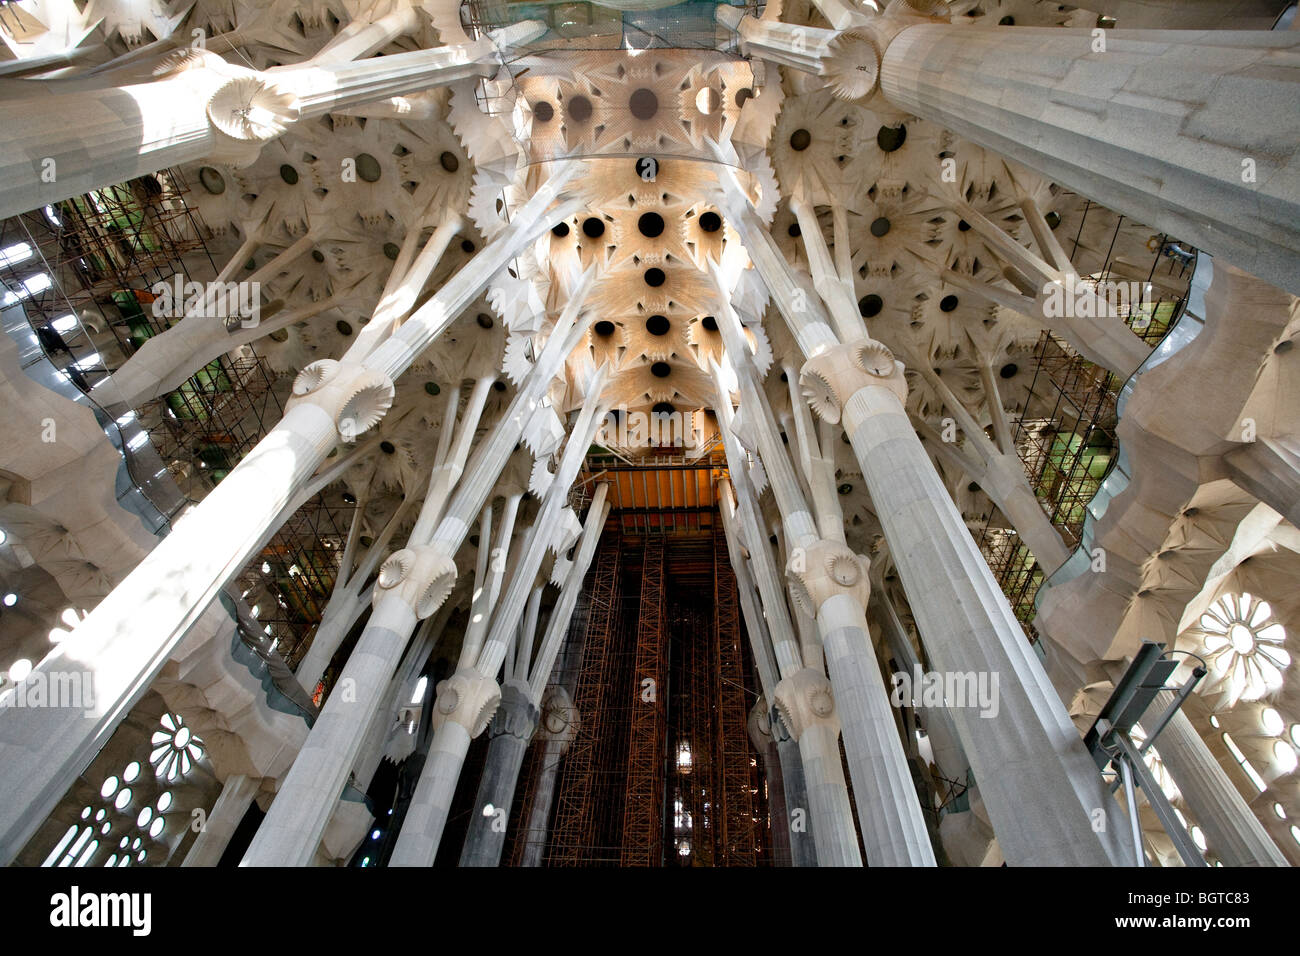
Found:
518,688 -> 578,867
459,680 -> 540,867
801,340 -> 1134,865
1148,692 -> 1290,867
878,25 -> 1300,295
182,774 -> 259,867
0,23 -> 547,220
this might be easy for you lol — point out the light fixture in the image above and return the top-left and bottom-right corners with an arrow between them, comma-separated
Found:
2,593 -> 16,607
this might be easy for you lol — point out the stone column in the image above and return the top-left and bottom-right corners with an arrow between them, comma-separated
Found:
459,680 -> 540,867
801,339 -> 1135,866
787,540 -> 936,866
0,23 -> 547,220
182,774 -> 260,867
0,168 -> 580,865
772,668 -> 861,866
519,687 -> 578,868
1148,692 -> 1289,866
877,24 -> 1300,296
748,700 -> 792,867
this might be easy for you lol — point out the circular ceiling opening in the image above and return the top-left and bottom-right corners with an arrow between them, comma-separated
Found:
646,315 -> 670,336
594,320 -> 616,337
493,381 -> 507,392
870,217 -> 891,237
355,153 -> 382,182
461,240 -> 475,253
629,88 -> 659,120
699,211 -> 722,233
476,313 -> 494,329
383,242 -> 400,260
1045,211 -> 1062,229
198,167 -> 226,194
582,218 -> 605,239
939,295 -> 959,312
336,320 -> 352,336
957,219 -> 971,232
424,381 -> 440,396
735,88 -> 753,107
859,294 -> 883,318
568,96 -> 593,122
967,481 -> 981,492
876,125 -> 907,152
789,129 -> 812,151
652,401 -> 675,414
651,362 -> 671,378
788,223 -> 801,237
533,101 -> 554,122
311,250 -> 325,263
380,441 -> 396,455
701,315 -> 718,332
838,483 -> 853,495
279,164 -> 299,185
644,267 -> 666,287
998,15 -> 1015,24
552,222 -> 570,237
696,87 -> 722,115
440,151 -> 459,173
999,362 -> 1019,379
638,212 -> 665,238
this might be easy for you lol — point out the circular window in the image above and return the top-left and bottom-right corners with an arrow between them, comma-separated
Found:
533,101 -> 554,122
789,129 -> 812,152
355,153 -> 382,183
1263,707 -> 1285,736
646,315 -> 670,336
476,313 -> 494,329
440,151 -> 459,173
858,295 -> 883,318
198,167 -> 226,195
552,222 -> 570,238
1045,211 -> 1061,229
380,441 -> 396,455
582,218 -> 606,239
644,268 -> 666,287
701,315 -> 718,332
870,217 -> 891,238
999,363 -> 1019,379
123,762 -> 141,783
629,89 -> 658,120
638,213 -> 665,238
101,777 -> 119,799
957,219 -> 971,232
877,125 -> 907,152
699,212 -> 722,233
157,791 -> 173,813
939,295 -> 959,313
383,242 -> 401,260
695,88 -> 722,115
568,96 -> 593,122
652,402 -> 675,415
114,788 -> 132,810
279,164 -> 299,185
149,818 -> 165,839
651,362 -> 671,378
735,88 -> 753,108
136,807 -> 152,828
594,320 -> 615,337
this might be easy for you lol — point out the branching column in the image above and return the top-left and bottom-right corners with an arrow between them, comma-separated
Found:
877,25 -> 1300,296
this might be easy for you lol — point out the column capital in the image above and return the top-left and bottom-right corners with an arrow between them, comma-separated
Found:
432,666 -> 501,737
800,339 -> 907,425
285,359 -> 395,440
786,538 -> 872,616
489,679 -> 540,742
537,686 -> 579,753
374,545 -> 458,618
772,668 -> 841,740
747,697 -> 773,752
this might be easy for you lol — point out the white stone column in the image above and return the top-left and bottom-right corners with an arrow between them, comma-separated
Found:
182,773 -> 260,867
877,25 -> 1300,296
0,23 -> 547,220
0,183 -> 585,865
802,339 -> 1135,865
1148,692 -> 1290,867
